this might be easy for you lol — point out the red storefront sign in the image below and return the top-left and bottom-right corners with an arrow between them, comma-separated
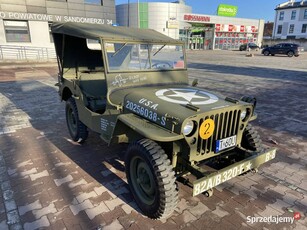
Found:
228,24 -> 234,32
216,24 -> 221,32
184,14 -> 210,22
240,25 -> 245,32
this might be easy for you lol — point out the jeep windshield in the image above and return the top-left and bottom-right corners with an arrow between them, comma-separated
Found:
105,42 -> 185,72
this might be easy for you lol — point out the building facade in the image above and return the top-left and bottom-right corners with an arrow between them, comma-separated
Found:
0,0 -> 115,59
116,1 -> 192,40
116,1 -> 264,50
273,0 -> 307,39
182,14 -> 264,50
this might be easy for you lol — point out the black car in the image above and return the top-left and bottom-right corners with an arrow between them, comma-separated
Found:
262,43 -> 304,57
239,43 -> 259,51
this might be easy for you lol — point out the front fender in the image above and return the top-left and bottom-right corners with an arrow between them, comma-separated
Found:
112,113 -> 184,143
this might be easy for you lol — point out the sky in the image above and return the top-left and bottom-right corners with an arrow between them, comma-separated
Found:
115,0 -> 288,22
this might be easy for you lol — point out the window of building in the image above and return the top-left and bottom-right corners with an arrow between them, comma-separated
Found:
302,24 -> 307,33
289,24 -> 294,34
291,10 -> 296,20
279,11 -> 284,20
84,0 -> 102,5
3,20 -> 31,42
277,25 -> 282,34
304,9 -> 307,19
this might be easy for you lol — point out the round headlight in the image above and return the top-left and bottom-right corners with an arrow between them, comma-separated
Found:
183,120 -> 194,136
240,110 -> 247,121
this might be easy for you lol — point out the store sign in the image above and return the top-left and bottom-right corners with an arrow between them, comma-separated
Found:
167,18 -> 179,29
217,4 -> 238,17
184,14 -> 210,22
0,11 -> 113,25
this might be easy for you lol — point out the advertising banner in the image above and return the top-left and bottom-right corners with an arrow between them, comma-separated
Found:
167,19 -> 179,29
217,4 -> 238,17
215,24 -> 221,32
246,26 -> 252,33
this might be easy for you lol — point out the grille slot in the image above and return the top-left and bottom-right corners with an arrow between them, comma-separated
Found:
197,110 -> 241,154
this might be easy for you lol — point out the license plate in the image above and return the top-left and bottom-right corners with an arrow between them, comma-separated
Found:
192,148 -> 277,196
215,135 -> 236,153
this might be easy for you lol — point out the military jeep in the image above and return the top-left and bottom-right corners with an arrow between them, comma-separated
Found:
52,22 -> 276,219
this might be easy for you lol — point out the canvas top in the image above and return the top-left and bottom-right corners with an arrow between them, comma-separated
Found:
51,22 -> 183,44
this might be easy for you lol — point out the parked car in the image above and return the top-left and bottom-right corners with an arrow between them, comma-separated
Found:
239,43 -> 259,51
262,43 -> 304,57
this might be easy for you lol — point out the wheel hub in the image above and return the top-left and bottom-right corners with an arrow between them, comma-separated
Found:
130,157 -> 156,205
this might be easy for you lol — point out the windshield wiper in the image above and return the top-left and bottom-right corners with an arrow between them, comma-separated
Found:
153,45 -> 166,56
112,43 -> 128,57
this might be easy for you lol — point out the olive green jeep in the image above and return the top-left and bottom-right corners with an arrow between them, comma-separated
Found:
52,22 -> 276,219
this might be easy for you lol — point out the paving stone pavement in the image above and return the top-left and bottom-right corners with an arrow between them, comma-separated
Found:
0,51 -> 306,230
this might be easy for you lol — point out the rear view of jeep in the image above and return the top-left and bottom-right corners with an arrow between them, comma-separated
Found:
52,22 -> 276,219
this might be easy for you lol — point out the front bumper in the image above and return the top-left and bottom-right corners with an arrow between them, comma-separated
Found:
192,148 -> 276,196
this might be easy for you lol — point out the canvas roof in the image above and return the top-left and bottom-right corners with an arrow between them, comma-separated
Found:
51,22 -> 183,44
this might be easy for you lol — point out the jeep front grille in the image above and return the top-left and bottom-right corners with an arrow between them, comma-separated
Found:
197,110 -> 241,154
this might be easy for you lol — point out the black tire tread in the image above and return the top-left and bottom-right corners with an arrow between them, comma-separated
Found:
241,124 -> 263,152
66,97 -> 88,143
126,139 -> 178,219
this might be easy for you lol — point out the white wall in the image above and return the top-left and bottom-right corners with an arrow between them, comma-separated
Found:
0,20 -> 6,44
29,21 -> 53,47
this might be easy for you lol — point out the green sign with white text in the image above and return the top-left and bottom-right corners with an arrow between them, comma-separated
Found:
217,4 -> 238,17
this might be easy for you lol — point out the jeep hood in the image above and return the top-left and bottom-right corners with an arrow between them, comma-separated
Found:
110,86 -> 248,132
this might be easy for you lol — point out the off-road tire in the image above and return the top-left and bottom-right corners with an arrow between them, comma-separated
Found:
263,50 -> 270,56
241,124 -> 263,152
240,95 -> 256,105
125,139 -> 178,219
65,97 -> 88,143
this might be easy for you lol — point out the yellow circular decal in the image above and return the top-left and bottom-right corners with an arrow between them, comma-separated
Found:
199,119 -> 215,139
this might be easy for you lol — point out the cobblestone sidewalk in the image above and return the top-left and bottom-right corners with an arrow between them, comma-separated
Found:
0,56 -> 306,229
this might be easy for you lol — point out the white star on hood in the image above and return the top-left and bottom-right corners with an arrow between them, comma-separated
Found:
167,90 -> 208,102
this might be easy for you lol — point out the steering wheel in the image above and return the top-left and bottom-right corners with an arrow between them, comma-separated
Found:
152,62 -> 172,69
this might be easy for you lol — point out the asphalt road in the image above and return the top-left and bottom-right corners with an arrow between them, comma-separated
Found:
0,50 -> 306,230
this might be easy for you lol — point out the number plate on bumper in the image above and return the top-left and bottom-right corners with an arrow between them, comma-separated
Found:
193,148 -> 276,196
215,135 -> 236,153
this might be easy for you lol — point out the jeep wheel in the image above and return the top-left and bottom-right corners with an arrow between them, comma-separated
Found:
241,124 -> 263,152
66,97 -> 88,143
287,51 -> 294,57
125,139 -> 178,219
263,50 -> 270,56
